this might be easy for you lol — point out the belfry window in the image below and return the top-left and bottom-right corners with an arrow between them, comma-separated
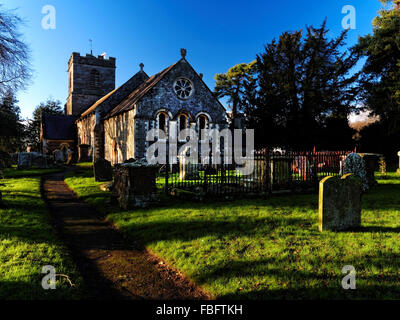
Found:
90,69 -> 100,88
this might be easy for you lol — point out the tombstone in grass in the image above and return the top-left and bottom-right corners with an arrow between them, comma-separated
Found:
112,159 -> 159,209
53,149 -> 65,163
31,153 -> 47,169
94,158 -> 113,182
318,173 -> 362,232
178,146 -> 199,181
342,153 -> 369,192
17,152 -> 33,170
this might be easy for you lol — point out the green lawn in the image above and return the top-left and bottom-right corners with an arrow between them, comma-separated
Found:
65,167 -> 400,300
2,166 -> 61,178
0,172 -> 83,299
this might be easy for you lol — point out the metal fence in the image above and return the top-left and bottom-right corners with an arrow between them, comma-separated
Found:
163,149 -> 352,196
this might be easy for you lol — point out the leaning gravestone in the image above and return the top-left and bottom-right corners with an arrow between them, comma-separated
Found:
318,174 -> 362,232
94,158 -> 112,182
342,153 -> 369,192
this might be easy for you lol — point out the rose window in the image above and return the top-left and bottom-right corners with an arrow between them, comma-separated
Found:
174,78 -> 193,99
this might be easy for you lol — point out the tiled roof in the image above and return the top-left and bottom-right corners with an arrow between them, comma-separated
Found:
80,70 -> 149,118
104,62 -> 178,119
42,114 -> 77,140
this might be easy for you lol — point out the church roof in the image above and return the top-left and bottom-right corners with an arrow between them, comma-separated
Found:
80,70 -> 149,118
42,114 -> 77,140
104,61 -> 179,119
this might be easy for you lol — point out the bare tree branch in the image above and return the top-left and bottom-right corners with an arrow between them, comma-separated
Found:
0,5 -> 31,97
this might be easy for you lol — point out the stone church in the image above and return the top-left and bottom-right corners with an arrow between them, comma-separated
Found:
41,49 -> 227,164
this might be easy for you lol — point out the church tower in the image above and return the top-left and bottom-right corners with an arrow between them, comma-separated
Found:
66,52 -> 116,116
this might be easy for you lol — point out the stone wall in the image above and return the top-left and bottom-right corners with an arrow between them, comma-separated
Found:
135,59 -> 226,124
77,113 -> 95,158
104,110 -> 135,164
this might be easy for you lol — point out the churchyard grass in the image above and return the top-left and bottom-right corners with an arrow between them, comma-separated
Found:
0,170 -> 83,299
65,166 -> 400,299
2,165 -> 61,178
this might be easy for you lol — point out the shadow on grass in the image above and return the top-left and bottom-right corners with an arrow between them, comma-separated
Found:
194,256 -> 400,300
0,279 -> 82,300
117,216 -> 314,246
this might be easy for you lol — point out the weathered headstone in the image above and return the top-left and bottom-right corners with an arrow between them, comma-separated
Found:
342,153 -> 369,191
318,174 -> 362,232
94,158 -> 112,182
31,153 -> 47,169
17,152 -> 33,170
53,149 -> 65,163
178,147 -> 199,181
112,162 -> 159,209
270,156 -> 293,187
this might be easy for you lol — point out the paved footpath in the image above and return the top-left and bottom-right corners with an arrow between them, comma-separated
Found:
42,171 -> 208,300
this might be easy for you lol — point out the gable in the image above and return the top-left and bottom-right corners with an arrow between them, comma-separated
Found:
80,70 -> 149,119
105,59 -> 226,123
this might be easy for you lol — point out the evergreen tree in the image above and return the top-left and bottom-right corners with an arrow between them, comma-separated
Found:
0,91 -> 25,152
355,0 -> 400,158
214,61 -> 257,128
253,20 -> 359,149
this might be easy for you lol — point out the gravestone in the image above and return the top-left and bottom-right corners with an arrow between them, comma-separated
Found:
342,153 -> 369,191
53,149 -> 65,163
318,174 -> 362,232
31,153 -> 47,169
94,158 -> 112,182
112,161 -> 159,209
270,156 -> 293,187
178,147 -> 199,181
17,152 -> 33,170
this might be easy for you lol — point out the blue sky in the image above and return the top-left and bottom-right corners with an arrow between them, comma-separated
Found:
4,0 -> 383,119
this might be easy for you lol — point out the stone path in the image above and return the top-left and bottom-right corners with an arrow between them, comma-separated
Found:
42,171 -> 208,300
